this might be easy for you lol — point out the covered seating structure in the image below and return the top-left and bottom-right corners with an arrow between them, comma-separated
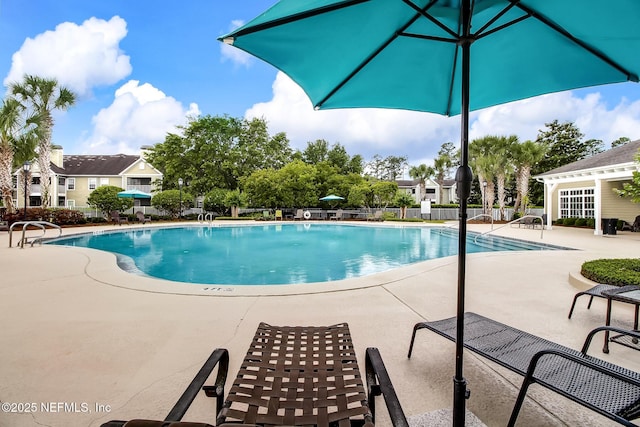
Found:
102,322 -> 408,427
408,312 -> 640,426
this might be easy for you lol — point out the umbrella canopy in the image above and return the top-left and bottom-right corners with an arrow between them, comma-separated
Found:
319,194 -> 345,201
219,2 -> 640,425
117,189 -> 152,199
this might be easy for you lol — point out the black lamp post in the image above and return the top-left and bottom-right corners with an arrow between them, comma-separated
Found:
23,161 -> 31,221
178,178 -> 183,220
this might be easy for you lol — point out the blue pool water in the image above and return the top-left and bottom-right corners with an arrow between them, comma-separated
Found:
47,224 -> 566,285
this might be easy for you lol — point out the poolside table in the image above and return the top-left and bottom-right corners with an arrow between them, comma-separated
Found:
602,285 -> 640,353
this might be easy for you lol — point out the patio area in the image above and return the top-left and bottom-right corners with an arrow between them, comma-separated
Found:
1,222 -> 639,426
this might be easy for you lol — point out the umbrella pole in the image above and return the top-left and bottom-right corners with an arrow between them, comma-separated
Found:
453,2 -> 473,426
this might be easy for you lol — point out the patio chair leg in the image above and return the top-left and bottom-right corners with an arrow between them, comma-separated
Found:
407,322 -> 427,358
568,294 -> 583,319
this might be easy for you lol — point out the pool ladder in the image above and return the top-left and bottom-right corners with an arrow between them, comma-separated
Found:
9,221 -> 62,249
198,212 -> 214,223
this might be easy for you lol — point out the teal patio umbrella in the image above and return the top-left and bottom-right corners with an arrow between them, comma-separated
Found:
319,194 -> 345,208
219,2 -> 640,425
118,189 -> 152,214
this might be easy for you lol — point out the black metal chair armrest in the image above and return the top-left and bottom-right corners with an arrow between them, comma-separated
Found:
166,348 -> 229,421
365,347 -> 409,427
102,349 -> 229,427
581,326 -> 640,354
508,348 -> 640,427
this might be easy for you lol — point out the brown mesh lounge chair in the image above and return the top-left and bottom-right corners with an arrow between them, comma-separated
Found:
110,211 -> 128,225
102,323 -> 408,427
136,211 -> 151,224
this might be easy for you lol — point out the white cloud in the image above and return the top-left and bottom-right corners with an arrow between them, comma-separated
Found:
245,73 -> 640,168
245,72 -> 460,161
83,80 -> 200,154
4,16 -> 131,97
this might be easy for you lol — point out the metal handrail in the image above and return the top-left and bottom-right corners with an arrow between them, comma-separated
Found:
445,213 -> 494,229
474,215 -> 544,243
9,221 -> 62,248
198,212 -> 214,223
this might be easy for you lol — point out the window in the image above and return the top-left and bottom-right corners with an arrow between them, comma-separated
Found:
100,178 -> 109,187
88,178 -> 97,190
67,178 -> 75,190
559,188 -> 595,218
66,200 -> 75,208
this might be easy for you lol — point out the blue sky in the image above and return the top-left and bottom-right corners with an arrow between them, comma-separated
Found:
3,1 -> 640,168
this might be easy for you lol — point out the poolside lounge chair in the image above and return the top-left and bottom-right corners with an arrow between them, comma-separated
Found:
293,209 -> 304,220
110,211 -> 128,225
568,283 -> 619,319
408,312 -> 640,427
101,322 -> 408,427
633,215 -> 640,232
135,211 -> 151,224
330,209 -> 343,220
275,209 -> 283,221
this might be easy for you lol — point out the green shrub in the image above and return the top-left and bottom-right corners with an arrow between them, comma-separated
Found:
581,258 -> 640,287
554,218 -> 563,225
585,218 -> 595,228
563,217 -> 577,226
574,218 -> 587,227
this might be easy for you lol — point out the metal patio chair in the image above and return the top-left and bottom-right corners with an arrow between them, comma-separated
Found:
102,323 -> 408,427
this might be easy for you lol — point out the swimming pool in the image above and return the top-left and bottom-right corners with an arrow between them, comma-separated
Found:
47,224 -> 568,286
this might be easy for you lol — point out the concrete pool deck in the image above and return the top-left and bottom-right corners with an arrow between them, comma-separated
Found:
1,221 -> 639,426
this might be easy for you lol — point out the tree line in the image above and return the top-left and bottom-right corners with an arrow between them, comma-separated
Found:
1,73 -> 637,218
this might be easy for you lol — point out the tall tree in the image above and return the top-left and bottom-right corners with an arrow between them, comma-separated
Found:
512,140 -> 546,214
0,97 -> 41,212
146,115 -> 292,196
531,120 -> 602,204
493,135 -> 518,220
366,155 -> 408,180
408,163 -> 435,201
9,75 -> 76,209
434,142 -> 457,203
470,136 -> 500,217
611,136 -> 630,148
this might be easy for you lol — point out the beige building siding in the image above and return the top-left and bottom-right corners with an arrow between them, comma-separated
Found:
602,180 -> 640,223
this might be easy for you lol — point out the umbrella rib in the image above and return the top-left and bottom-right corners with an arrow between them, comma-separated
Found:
316,1 -> 430,109
472,1 -> 524,39
401,0 -> 459,39
222,0 -> 368,39
511,1 -> 639,82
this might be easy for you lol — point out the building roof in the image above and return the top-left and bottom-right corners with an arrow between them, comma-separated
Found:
396,179 -> 420,187
536,139 -> 640,177
62,154 -> 140,175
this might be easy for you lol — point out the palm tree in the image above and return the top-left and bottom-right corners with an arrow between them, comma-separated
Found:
512,140 -> 546,215
0,97 -> 40,213
408,163 -> 435,201
9,75 -> 76,209
493,135 -> 518,220
434,154 -> 454,203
